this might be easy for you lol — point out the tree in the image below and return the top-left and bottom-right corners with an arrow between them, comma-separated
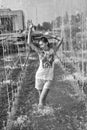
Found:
42,22 -> 52,31
37,24 -> 43,31
64,12 -> 69,25
56,16 -> 62,27
75,11 -> 81,23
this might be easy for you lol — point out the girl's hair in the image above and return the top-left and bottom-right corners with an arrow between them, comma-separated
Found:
39,36 -> 50,47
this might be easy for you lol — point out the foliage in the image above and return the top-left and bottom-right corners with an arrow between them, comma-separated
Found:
63,12 -> 69,25
37,22 -> 52,31
42,22 -> 52,31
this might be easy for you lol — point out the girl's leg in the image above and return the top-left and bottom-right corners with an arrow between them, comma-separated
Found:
35,78 -> 43,96
35,78 -> 44,106
39,88 -> 49,106
38,89 -> 42,97
38,80 -> 52,107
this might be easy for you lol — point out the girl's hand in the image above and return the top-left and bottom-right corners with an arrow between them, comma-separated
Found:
29,24 -> 33,29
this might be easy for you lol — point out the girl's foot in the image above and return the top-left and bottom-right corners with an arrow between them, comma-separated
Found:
38,104 -> 44,110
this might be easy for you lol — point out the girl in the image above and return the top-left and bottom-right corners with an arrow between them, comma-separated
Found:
28,25 -> 63,109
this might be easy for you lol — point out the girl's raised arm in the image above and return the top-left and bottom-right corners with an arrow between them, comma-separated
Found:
27,24 -> 41,53
54,38 -> 63,52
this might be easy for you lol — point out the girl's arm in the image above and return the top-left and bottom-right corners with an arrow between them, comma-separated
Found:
54,38 -> 63,52
29,42 -> 41,53
27,24 -> 41,53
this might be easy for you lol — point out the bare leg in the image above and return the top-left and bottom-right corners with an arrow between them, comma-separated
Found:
38,80 -> 51,107
40,88 -> 49,105
38,89 -> 42,97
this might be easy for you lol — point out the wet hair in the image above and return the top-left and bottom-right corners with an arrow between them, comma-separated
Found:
39,36 -> 50,47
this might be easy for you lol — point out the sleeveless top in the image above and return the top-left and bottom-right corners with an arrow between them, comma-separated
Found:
35,48 -> 55,80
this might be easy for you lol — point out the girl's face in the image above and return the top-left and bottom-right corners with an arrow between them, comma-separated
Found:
39,41 -> 48,49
